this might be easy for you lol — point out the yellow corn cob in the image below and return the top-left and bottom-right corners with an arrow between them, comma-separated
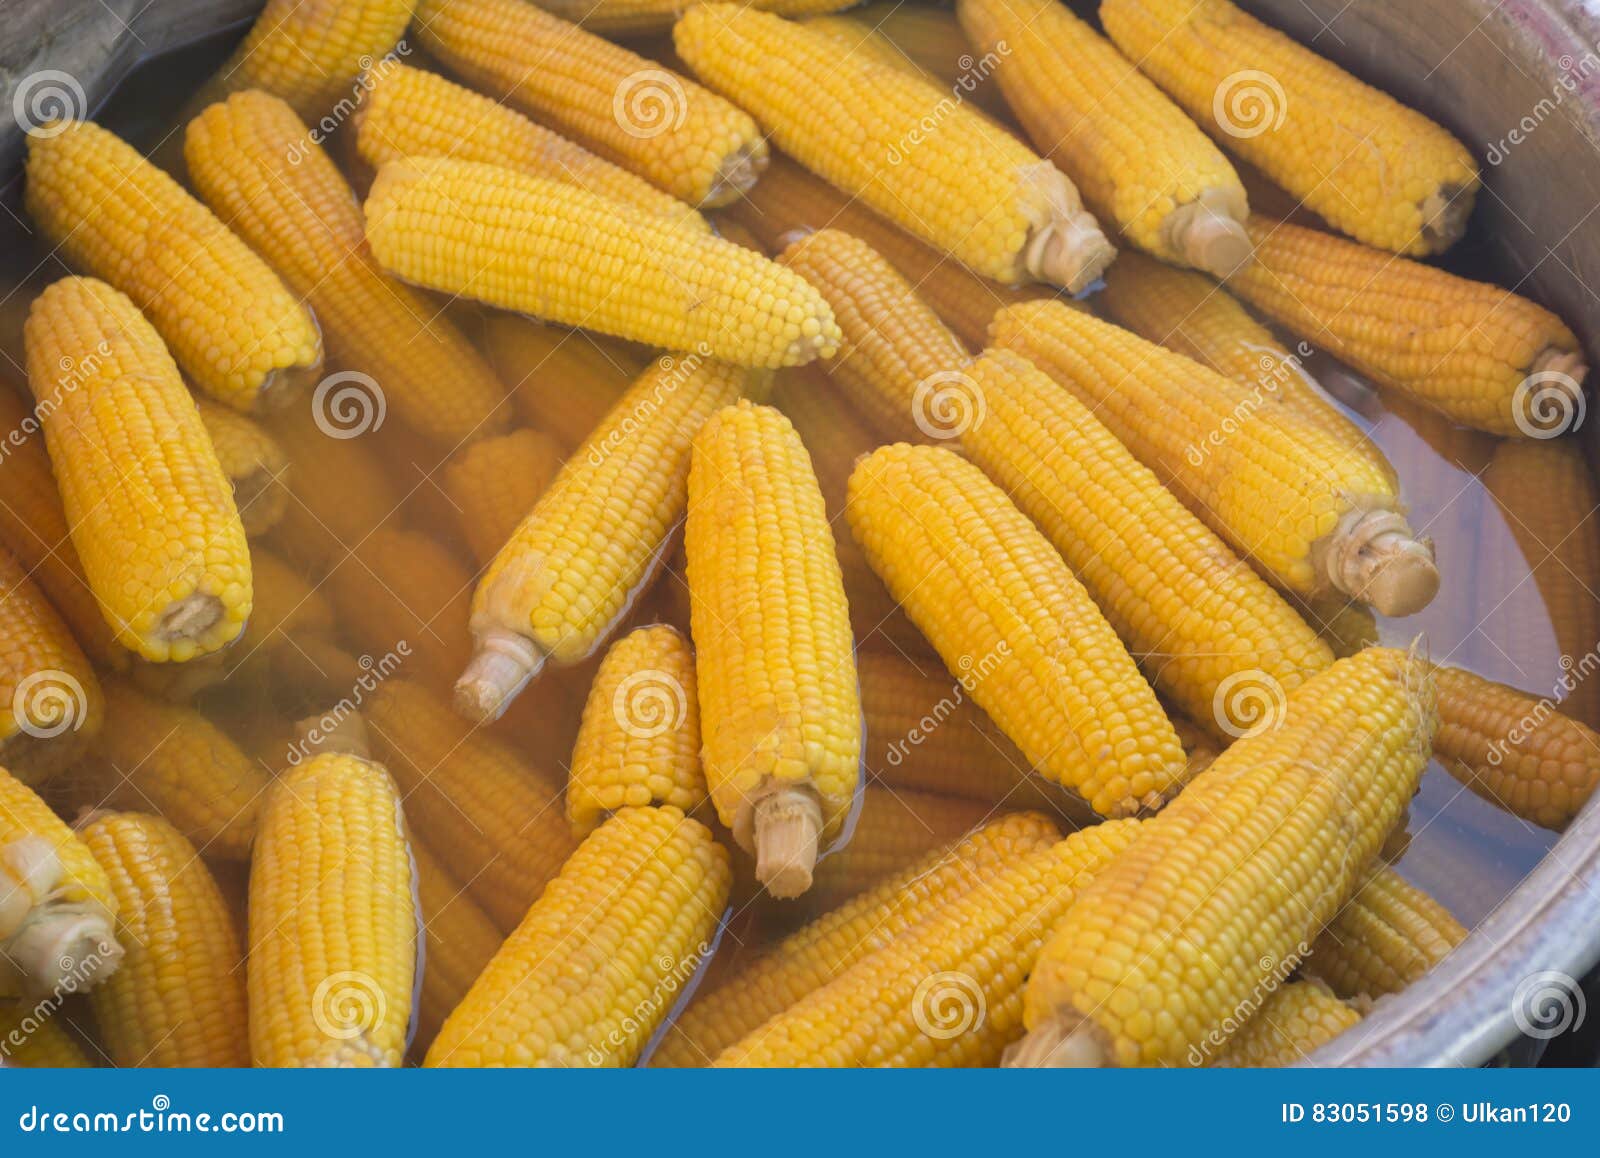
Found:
24,122 -> 321,412
441,429 -> 564,567
23,278 -> 253,662
427,806 -> 730,1067
1099,251 -> 1390,479
1100,0 -> 1479,255
802,15 -> 932,80
81,812 -> 249,1067
482,316 -> 647,452
0,1002 -> 90,1067
194,398 -> 290,536
0,762 -> 121,998
1303,866 -> 1467,1000
458,357 -> 746,722
0,547 -> 103,784
365,679 -> 574,931
1212,979 -> 1361,1068
959,348 -> 1333,738
414,0 -> 765,206
729,157 -> 1062,351
0,389 -> 122,669
1431,665 -> 1600,830
409,837 -> 504,1052
211,0 -> 414,121
568,625 -> 707,835
676,6 -> 1112,291
818,3 -> 1016,120
1229,218 -> 1587,437
354,63 -> 707,235
546,0 -> 858,33
365,157 -> 838,368
686,401 -> 861,897
990,301 -> 1437,615
88,680 -> 270,860
247,719 -> 417,1067
847,443 -> 1185,817
654,810 -> 1058,1065
717,819 -> 1143,1066
186,92 -> 509,448
776,229 -> 972,443
1012,648 -> 1435,1068
958,0 -> 1250,275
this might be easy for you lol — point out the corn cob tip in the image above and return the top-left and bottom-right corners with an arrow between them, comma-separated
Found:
158,592 -> 227,646
455,631 -> 546,724
708,141 -> 767,208
751,786 -> 824,899
775,227 -> 814,251
5,902 -> 122,998
0,835 -> 58,938
1004,1009 -> 1111,1068
1530,346 -> 1590,391
293,711 -> 372,759
1167,196 -> 1253,277
1020,165 -> 1116,292
254,337 -> 325,412
1422,184 -> 1475,252
1323,509 -> 1439,617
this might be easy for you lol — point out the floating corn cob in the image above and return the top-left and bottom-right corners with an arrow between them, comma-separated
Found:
568,625 -> 707,835
81,812 -> 249,1067
990,301 -> 1438,615
409,838 -> 504,1052
959,349 -> 1333,738
354,62 -> 707,234
847,443 -> 1186,817
1012,648 -> 1435,1068
959,0 -> 1250,275
1229,218 -> 1587,437
428,806 -> 730,1067
247,715 -> 417,1067
686,401 -> 861,897
194,398 -> 290,536
1212,979 -> 1361,1068
457,357 -> 745,723
88,680 -> 270,861
655,811 -> 1058,1066
0,1002 -> 89,1067
187,91 -> 509,448
366,157 -> 838,368
1100,0 -> 1479,255
441,429 -> 563,567
0,762 -> 121,997
717,819 -> 1143,1066
366,679 -> 574,931
482,316 -> 646,452
23,278 -> 253,662
776,229 -> 972,443
24,121 -> 321,412
677,5 -> 1113,291
1431,665 -> 1600,830
414,0 -> 765,206
1303,867 -> 1467,1000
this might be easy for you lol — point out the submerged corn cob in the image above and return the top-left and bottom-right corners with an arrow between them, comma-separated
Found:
0,1002 -> 89,1067
366,157 -> 838,367
1303,867 -> 1467,1000
409,838 -> 504,1051
23,278 -> 253,662
248,719 -> 416,1067
366,680 -> 574,931
484,317 -> 647,451
82,813 -> 249,1067
194,398 -> 289,536
686,402 -> 861,897
89,680 -> 270,860
1288,592 -> 1380,660
0,762 -> 121,997
428,806 -> 730,1067
187,92 -> 508,448
568,625 -> 707,835
847,443 -> 1185,817
354,63 -> 707,234
960,348 -> 1333,738
677,5 -> 1112,291
1212,979 -> 1361,1068
718,819 -> 1143,1066
1100,0 -> 1479,255
24,121 -> 321,411
1013,648 -> 1435,1068
776,229 -> 972,443
458,357 -> 745,723
1229,218 -> 1587,436
655,811 -> 1058,1066
415,0 -> 765,206
544,0 -> 856,33
1431,665 -> 1600,830
959,0 -> 1250,275
990,301 -> 1437,615
441,429 -> 563,567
